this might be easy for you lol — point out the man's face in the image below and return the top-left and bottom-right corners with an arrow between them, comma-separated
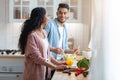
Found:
57,8 -> 69,23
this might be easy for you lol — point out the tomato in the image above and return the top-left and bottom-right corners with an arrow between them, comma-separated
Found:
75,68 -> 85,73
68,71 -> 71,76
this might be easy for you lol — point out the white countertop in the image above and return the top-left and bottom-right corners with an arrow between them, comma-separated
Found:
51,71 -> 88,80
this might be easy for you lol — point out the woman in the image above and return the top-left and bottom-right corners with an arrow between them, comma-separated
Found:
18,7 -> 66,80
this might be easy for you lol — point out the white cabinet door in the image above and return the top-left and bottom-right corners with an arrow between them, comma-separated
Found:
0,73 -> 23,80
37,0 -> 54,20
9,0 -> 30,23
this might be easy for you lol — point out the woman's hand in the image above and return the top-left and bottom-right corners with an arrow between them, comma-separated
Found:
55,65 -> 67,70
58,61 -> 66,65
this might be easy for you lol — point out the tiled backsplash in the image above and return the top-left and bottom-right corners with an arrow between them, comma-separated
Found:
0,23 -> 22,49
66,23 -> 90,50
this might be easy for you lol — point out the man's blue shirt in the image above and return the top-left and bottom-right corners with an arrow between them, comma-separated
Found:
44,18 -> 68,59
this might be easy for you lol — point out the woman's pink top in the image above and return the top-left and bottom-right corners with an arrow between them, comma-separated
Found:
24,31 -> 51,80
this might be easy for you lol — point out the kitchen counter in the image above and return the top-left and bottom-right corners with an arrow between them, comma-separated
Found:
51,70 -> 88,80
0,55 -> 24,58
52,55 -> 89,80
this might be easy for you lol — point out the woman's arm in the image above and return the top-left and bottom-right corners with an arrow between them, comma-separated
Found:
44,59 -> 66,70
65,48 -> 80,54
50,56 -> 66,65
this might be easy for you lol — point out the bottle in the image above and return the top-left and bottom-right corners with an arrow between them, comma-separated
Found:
15,9 -> 20,19
82,48 -> 92,59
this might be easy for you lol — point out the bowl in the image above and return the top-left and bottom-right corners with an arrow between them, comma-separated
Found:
63,54 -> 76,60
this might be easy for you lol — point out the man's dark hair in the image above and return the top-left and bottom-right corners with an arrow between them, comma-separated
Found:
57,3 -> 69,11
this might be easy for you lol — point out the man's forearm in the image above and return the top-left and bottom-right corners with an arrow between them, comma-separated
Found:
64,49 -> 74,53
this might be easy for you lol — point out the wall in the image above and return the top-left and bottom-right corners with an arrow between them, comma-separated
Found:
0,0 -> 7,49
0,0 -> 91,51
66,23 -> 90,50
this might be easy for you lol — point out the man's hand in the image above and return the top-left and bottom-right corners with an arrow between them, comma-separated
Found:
73,48 -> 80,54
53,48 -> 64,54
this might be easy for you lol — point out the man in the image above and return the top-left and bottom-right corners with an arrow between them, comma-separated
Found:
44,3 -> 79,60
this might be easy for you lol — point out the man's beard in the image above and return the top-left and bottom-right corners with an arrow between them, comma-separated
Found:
57,19 -> 65,23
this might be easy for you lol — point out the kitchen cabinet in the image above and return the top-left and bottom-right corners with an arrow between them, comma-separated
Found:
9,0 -> 81,23
0,74 -> 23,80
9,0 -> 30,22
0,55 -> 24,80
37,0 -> 54,20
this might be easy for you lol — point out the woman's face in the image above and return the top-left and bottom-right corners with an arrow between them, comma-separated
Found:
43,13 -> 49,27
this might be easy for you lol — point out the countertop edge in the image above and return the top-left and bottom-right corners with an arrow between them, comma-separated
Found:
0,55 -> 25,58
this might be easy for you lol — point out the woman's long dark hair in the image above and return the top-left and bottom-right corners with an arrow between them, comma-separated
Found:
18,7 -> 46,54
